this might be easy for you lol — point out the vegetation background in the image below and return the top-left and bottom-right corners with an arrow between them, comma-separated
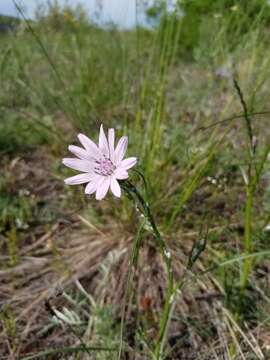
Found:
1,0 -> 270,359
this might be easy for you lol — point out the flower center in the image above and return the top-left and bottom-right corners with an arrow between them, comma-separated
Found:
95,157 -> 115,176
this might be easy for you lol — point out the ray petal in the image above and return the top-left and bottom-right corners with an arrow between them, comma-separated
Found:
98,124 -> 109,157
108,128 -> 115,161
110,177 -> 121,198
62,158 -> 94,172
95,176 -> 110,200
78,133 -> 101,159
114,136 -> 128,164
119,157 -> 137,170
114,168 -> 128,180
68,145 -> 90,160
64,173 -> 93,185
85,175 -> 102,194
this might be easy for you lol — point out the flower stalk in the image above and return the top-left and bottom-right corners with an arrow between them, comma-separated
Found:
63,125 -> 176,359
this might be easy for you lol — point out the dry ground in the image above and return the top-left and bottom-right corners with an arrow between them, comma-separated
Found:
1,143 -> 270,359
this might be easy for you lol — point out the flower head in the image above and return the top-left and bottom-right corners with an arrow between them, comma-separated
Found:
62,125 -> 137,200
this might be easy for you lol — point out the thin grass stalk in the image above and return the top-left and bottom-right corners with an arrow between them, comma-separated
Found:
233,79 -> 257,306
198,110 -> 270,131
240,142 -> 270,295
240,185 -> 254,293
134,10 -> 163,136
121,180 -> 174,359
233,78 -> 254,153
153,288 -> 175,360
167,135 -> 223,229
22,345 -> 118,360
117,220 -> 146,360
12,0 -> 81,125
146,13 -> 178,176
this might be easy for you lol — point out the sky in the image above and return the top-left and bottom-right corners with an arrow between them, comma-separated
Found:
0,0 -> 140,28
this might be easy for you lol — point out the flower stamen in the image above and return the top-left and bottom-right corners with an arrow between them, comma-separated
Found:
95,157 -> 115,176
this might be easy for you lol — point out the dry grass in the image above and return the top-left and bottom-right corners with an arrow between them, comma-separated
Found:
1,6 -> 270,357
1,149 -> 270,359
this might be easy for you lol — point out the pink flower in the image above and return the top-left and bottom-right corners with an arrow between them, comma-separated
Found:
62,125 -> 137,200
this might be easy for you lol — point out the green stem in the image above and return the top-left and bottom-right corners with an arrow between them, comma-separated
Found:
240,184 -> 254,293
117,220 -> 146,360
233,79 -> 257,311
122,181 -> 175,359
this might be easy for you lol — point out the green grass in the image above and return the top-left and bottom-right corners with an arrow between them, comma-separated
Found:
1,1 -> 270,359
